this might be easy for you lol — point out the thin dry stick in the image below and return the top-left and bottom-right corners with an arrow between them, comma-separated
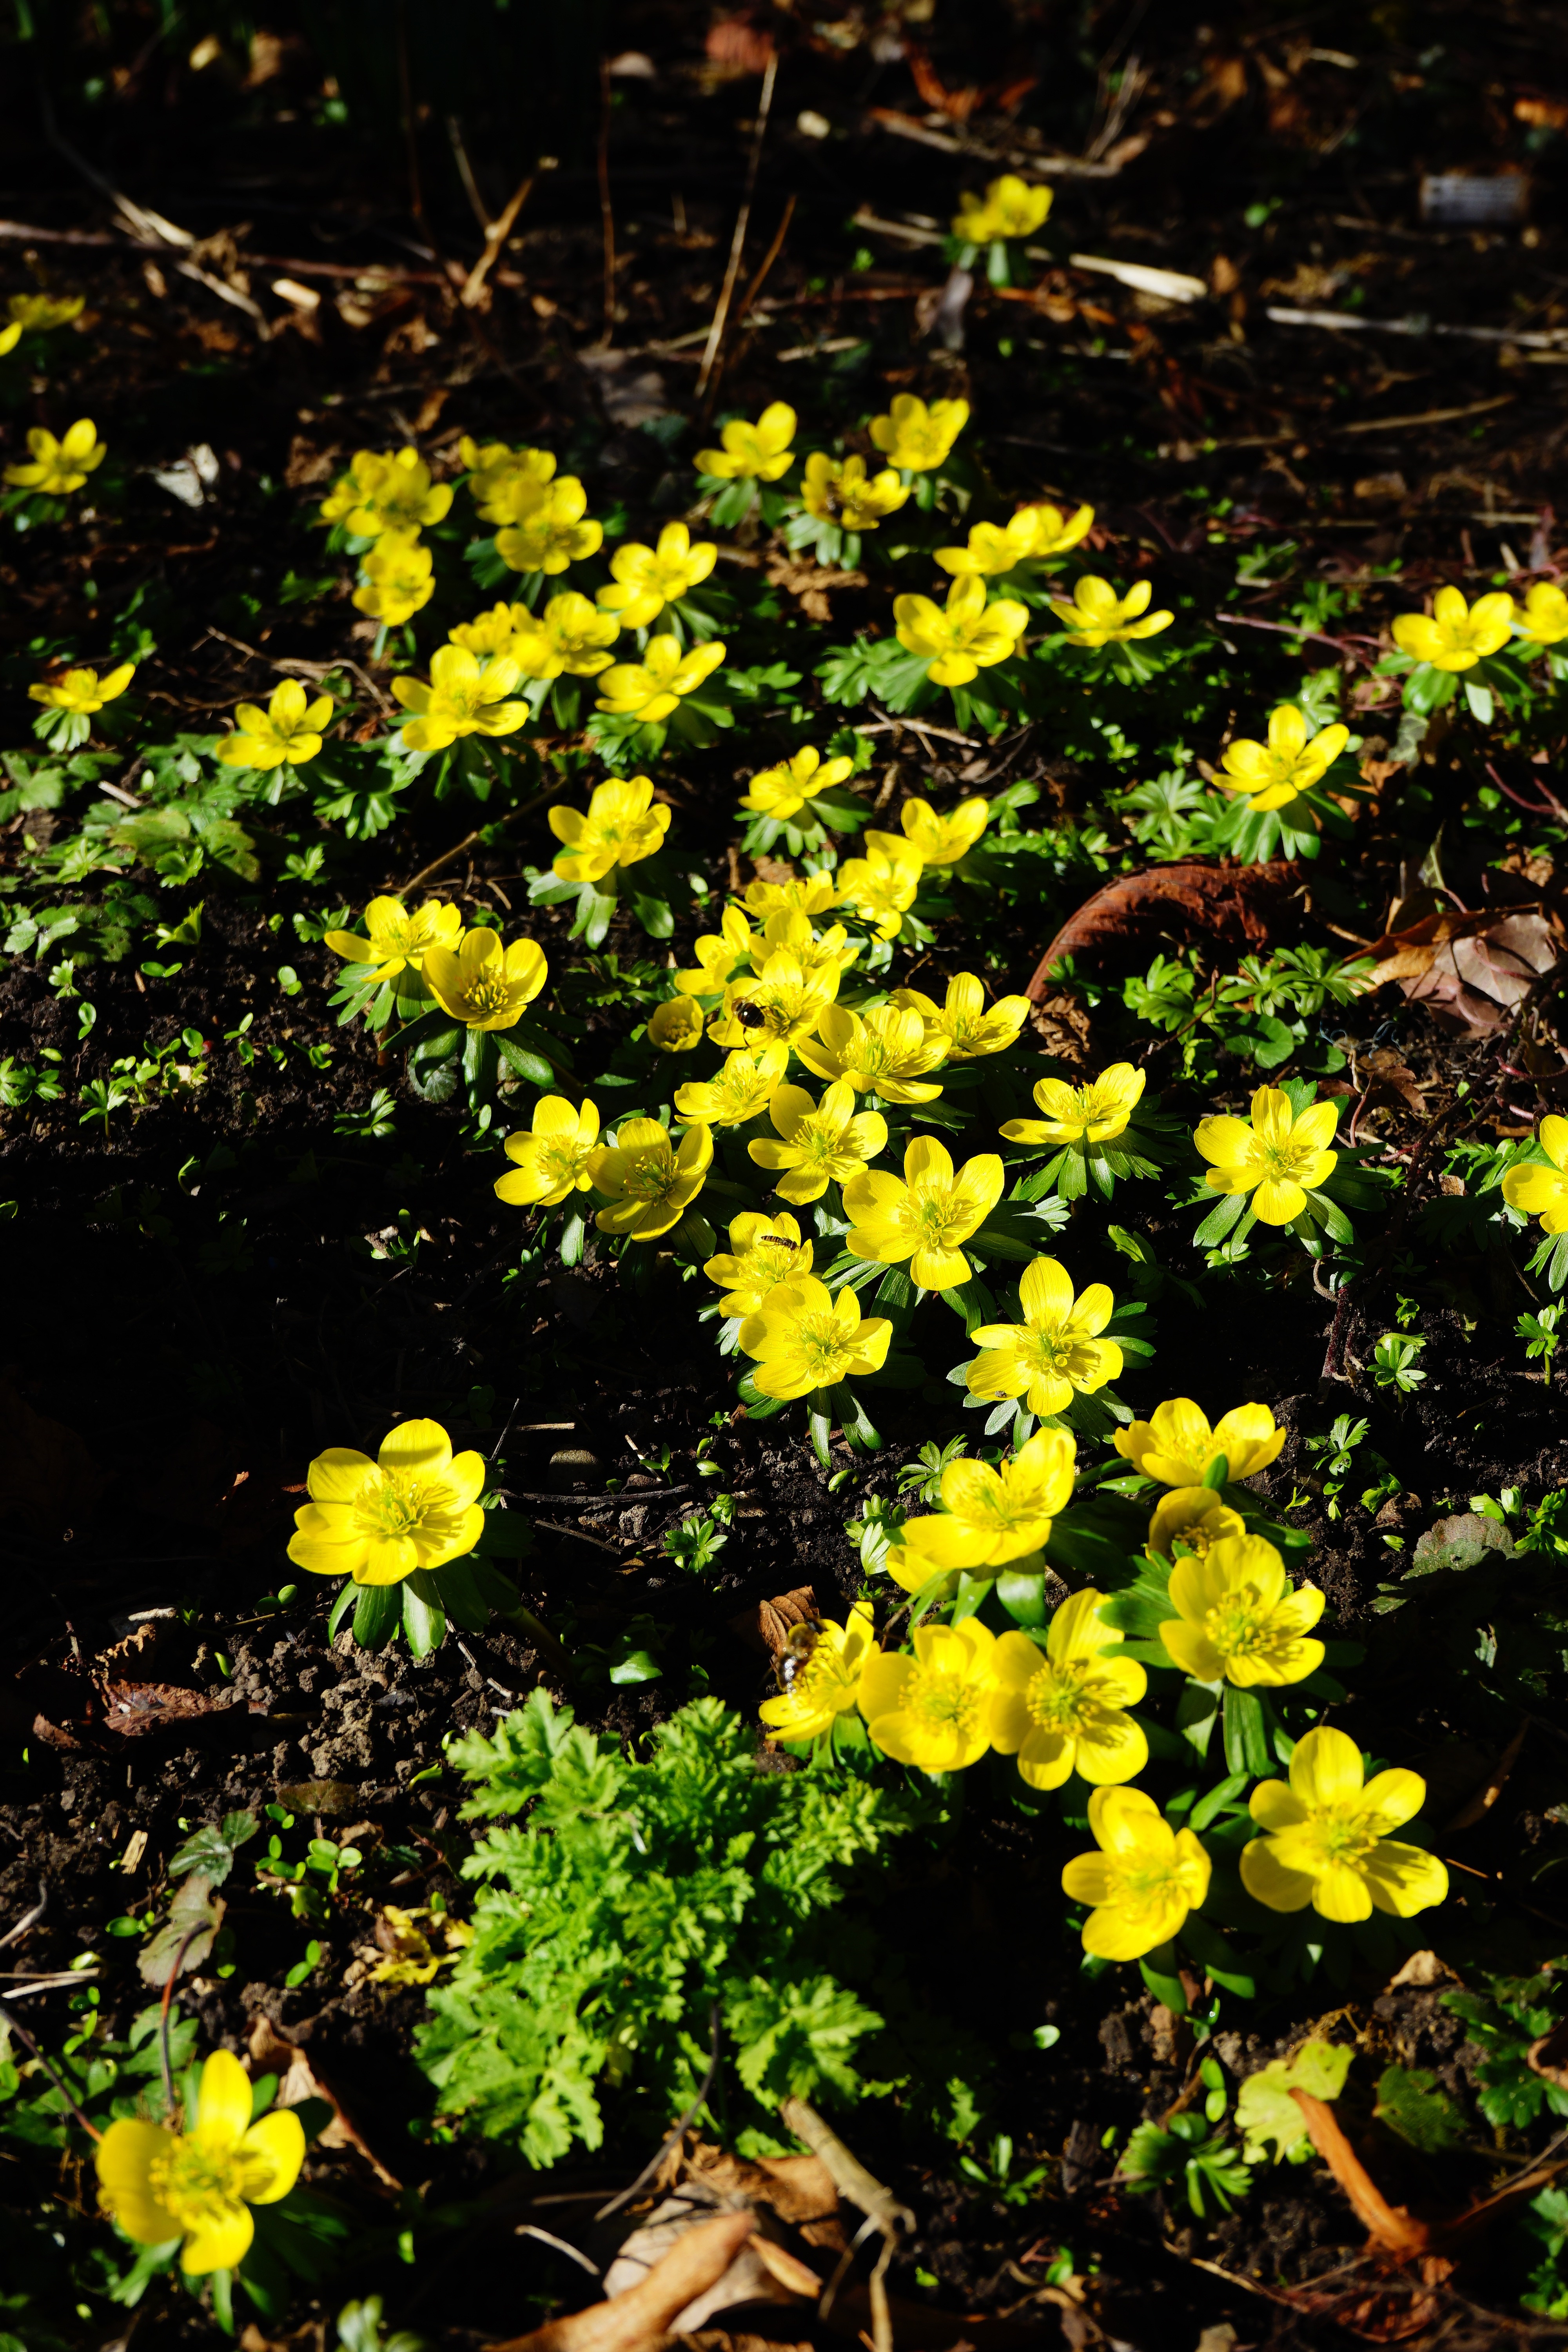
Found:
704,190 -> 796,401
697,49 -> 779,402
159,1927 -> 203,2120
593,2000 -> 724,2223
0,1996 -> 102,2141
396,786 -> 553,894
462,167 -> 540,309
597,56 -> 617,345
779,2095 -> 911,2352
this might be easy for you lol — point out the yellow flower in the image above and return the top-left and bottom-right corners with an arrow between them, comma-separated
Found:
646,996 -> 706,1050
509,591 -> 622,679
1240,1727 -> 1447,1923
834,831 -> 926,940
935,502 -> 1093,578
902,1426 -> 1077,1573
705,1209 -> 813,1316
95,2049 -> 305,2276
28,661 -> 134,716
1001,1062 -> 1146,1149
1392,585 -> 1514,672
392,646 -> 528,752
698,400 -> 797,482
759,1600 -> 874,1742
1114,1398 -> 1285,1487
367,1904 -> 473,1986
494,1096 -> 601,1209
740,746 -> 855,821
748,1078 -> 888,1205
461,439 -> 556,525
4,417 -> 107,494
1147,1487 -> 1246,1559
868,393 -> 970,473
422,929 -> 548,1031
594,634 -> 725,724
8,293 -> 85,333
843,1135 -> 1004,1291
890,971 -> 1028,1060
321,448 -> 390,527
1514,582 -> 1568,649
324,896 -> 461,986
1017,501 -> 1095,559
448,603 -> 525,661
859,1617 -> 998,1772
597,522 -> 718,628
1501,1114 -> 1568,1234
675,1040 -> 790,1128
0,321 -> 17,358
287,1418 -> 486,1585
675,907 -> 757,996
216,677 -> 333,769
588,1115 -> 712,1240
953,174 -> 1053,244
743,869 -> 841,922
967,1255 -> 1122,1418
738,1274 -> 893,1397
990,1592 -> 1147,1790
898,794 -> 990,866
800,450 -> 909,532
1049,575 -> 1174,648
548,773 -> 670,883
1062,1787 -> 1212,1961
1194,1084 -> 1339,1225
893,575 -> 1029,688
495,476 -> 603,574
711,949 -> 841,1051
797,1002 -> 947,1103
330,445 -> 452,539
1220,704 -> 1351,811
1159,1534 -> 1325,1688
352,531 -> 434,627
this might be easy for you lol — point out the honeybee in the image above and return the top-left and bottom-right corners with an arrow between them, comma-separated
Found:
776,1617 -> 822,1692
733,998 -> 768,1031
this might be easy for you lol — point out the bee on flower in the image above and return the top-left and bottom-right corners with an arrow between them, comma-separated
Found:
4,417 -> 107,495
711,948 -> 841,1050
869,394 -> 970,474
799,451 -> 909,542
216,677 -> 334,770
760,1602 -> 874,1745
704,1210 -> 814,1316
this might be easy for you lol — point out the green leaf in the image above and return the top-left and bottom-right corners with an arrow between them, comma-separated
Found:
495,1032 -> 554,1086
168,1810 -> 259,1886
1375,2063 -> 1465,2152
352,1581 -> 401,1650
402,1573 -> 448,1660
1236,2040 -> 1352,2163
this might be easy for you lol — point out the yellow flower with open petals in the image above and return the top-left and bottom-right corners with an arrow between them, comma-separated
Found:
934,514 -> 1039,579
737,1275 -> 892,1398
1147,1487 -> 1246,1560
321,448 -> 389,528
898,795 -> 990,866
393,646 -> 527,751
835,831 -> 926,940
800,451 -> 909,532
744,869 -> 841,922
705,1210 -> 813,1316
1195,1084 -> 1339,1225
495,476 -> 603,574
1159,1534 -> 1325,1689
5,417 -> 107,494
509,591 -> 622,679
1049,575 -> 1173,648
890,971 -> 1027,1060
797,1002 -> 947,1103
335,445 -> 452,539
1018,501 -> 1095,559
646,996 -> 706,1050
859,1617 -> 998,1772
1063,1786 -> 1211,1961
902,1427 -> 1076,1572
1501,1115 -> 1568,1234
748,1079 -> 887,1205
675,1041 -> 789,1129
1514,582 -> 1568,650
461,440 -> 556,525
324,896 -> 461,986
953,174 -> 1053,244
597,522 -> 717,628
1220,704 -> 1350,811
869,393 -> 969,473
216,677 -> 333,769
759,1603 -> 873,1743
844,1136 -> 1003,1292
1002,1063 -> 1145,1149
495,1096 -> 601,1209
353,531 -> 434,626
740,746 -> 855,821
288,1418 -> 486,1585
95,2049 -> 305,2276
697,400 -> 797,482
675,907 -> 757,997
588,1116 -> 712,1240
422,930 -> 548,1032
893,576 -> 1029,688
448,604 -> 527,661
549,774 -> 669,884
595,635 -> 725,724
711,949 -> 840,1050
1241,1727 -> 1447,1923
1392,585 -> 1513,672
990,1592 -> 1146,1791
29,661 -> 134,717
968,1256 -> 1122,1418
1114,1398 -> 1284,1487
8,293 -> 85,334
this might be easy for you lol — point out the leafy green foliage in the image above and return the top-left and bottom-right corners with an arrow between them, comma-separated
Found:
1120,2112 -> 1252,2216
1445,1968 -> 1568,2132
1374,2064 -> 1465,2152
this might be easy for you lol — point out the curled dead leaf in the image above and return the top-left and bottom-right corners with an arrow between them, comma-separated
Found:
1030,860 -> 1305,993
491,2209 -> 758,2352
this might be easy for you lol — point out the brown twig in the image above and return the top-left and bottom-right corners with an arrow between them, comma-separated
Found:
597,56 -> 617,346
159,1926 -> 203,2120
697,50 -> 780,407
462,166 -> 542,309
705,191 -> 797,401
0,1996 -> 103,2141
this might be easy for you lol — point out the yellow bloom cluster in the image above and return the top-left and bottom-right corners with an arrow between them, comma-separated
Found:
953,174 -> 1053,245
325,893 -> 546,1030
460,438 -> 604,576
4,417 -> 106,495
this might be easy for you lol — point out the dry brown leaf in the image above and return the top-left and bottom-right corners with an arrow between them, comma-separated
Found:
247,2016 -> 404,2189
492,2209 -> 758,2352
1367,893 -> 1563,1034
1030,861 -> 1304,991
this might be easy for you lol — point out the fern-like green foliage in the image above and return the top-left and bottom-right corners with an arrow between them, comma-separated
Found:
414,1693 -> 925,2167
